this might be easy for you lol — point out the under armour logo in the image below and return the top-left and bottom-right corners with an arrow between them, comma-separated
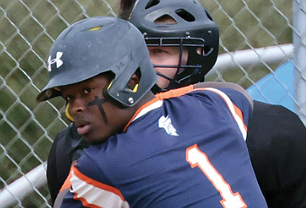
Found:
48,51 -> 63,71
158,115 -> 179,136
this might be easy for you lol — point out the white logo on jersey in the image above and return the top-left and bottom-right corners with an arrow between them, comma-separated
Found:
48,51 -> 63,71
158,115 -> 179,136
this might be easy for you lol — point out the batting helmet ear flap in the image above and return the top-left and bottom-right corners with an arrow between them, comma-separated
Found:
131,84 -> 139,92
101,79 -> 129,109
65,104 -> 74,121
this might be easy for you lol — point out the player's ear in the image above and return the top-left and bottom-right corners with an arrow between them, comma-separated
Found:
196,47 -> 205,56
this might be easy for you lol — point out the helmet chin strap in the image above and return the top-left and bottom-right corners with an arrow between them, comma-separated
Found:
155,69 -> 182,91
154,71 -> 175,92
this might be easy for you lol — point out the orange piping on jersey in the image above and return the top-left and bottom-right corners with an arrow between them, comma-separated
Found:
124,85 -> 248,134
155,85 -> 194,100
75,196 -> 101,208
72,165 -> 126,201
123,96 -> 160,131
123,85 -> 194,131
232,104 -> 247,132
59,164 -> 74,193
194,87 -> 248,133
158,86 -> 248,134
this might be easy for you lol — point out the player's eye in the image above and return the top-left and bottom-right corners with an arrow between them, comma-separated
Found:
65,95 -> 72,102
156,49 -> 164,53
84,88 -> 93,94
152,48 -> 166,54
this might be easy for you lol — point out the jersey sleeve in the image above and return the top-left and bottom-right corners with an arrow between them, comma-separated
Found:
192,87 -> 253,140
54,149 -> 130,208
193,81 -> 253,108
192,82 -> 253,128
217,87 -> 253,127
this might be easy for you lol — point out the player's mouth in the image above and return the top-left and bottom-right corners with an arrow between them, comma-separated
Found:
75,121 -> 91,135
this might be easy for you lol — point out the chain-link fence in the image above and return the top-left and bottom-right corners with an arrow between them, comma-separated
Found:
0,0 -> 305,207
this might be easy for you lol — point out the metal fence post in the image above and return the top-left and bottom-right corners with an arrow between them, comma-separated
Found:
293,0 -> 306,125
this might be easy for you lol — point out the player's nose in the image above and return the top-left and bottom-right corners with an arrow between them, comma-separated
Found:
69,97 -> 86,116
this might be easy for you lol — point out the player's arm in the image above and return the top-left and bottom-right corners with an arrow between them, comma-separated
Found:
53,153 -> 129,208
193,81 -> 253,131
247,101 -> 306,207
193,81 -> 253,108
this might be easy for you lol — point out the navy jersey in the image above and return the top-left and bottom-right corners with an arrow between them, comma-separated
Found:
56,86 -> 267,208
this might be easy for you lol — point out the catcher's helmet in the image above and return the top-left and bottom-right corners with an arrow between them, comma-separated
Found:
129,0 -> 219,89
36,16 -> 157,107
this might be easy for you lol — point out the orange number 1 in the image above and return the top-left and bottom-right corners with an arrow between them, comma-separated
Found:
186,144 -> 247,208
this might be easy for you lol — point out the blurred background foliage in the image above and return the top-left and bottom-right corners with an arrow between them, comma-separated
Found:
0,0 -> 292,207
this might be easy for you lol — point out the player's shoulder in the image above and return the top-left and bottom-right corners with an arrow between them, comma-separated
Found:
73,144 -> 112,182
193,81 -> 253,107
193,81 -> 247,96
251,100 -> 306,140
49,123 -> 84,159
253,101 -> 302,123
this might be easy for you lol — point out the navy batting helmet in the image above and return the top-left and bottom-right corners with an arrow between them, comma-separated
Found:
129,0 -> 219,89
36,16 -> 157,107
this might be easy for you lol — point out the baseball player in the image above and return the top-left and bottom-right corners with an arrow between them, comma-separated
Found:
46,0 -> 306,207
38,16 -> 267,207
127,0 -> 306,207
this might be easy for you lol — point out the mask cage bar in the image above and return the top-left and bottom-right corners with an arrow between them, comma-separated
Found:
144,36 -> 205,89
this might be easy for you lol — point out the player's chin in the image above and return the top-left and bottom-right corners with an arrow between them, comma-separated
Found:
156,78 -> 170,89
82,132 -> 108,145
